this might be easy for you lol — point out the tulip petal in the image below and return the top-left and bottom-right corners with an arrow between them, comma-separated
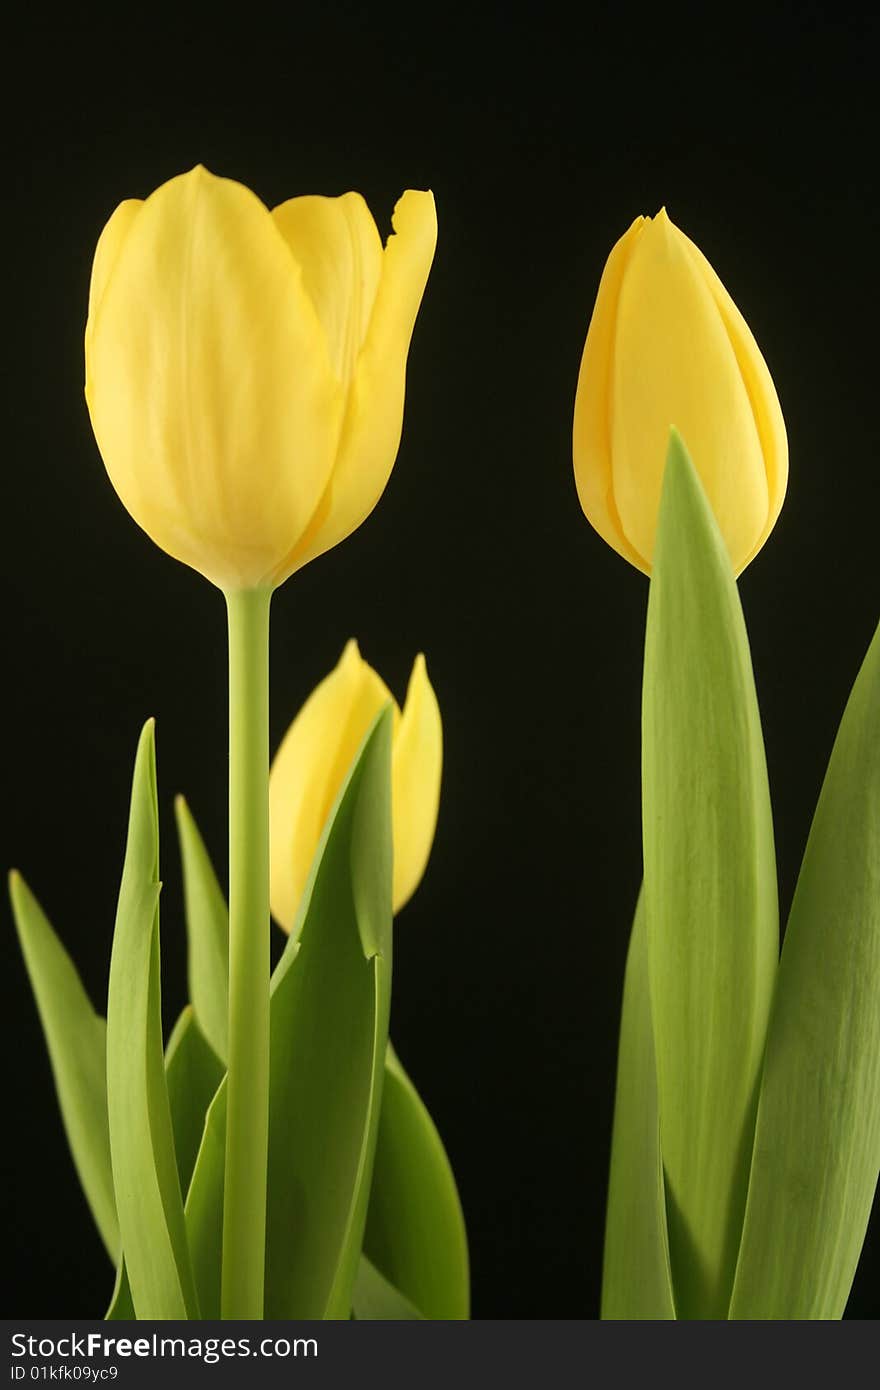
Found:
573,216 -> 649,571
86,166 -> 342,591
85,199 -> 142,358
679,232 -> 788,569
391,655 -> 442,913
283,190 -> 437,575
612,211 -> 769,573
271,193 -> 384,387
269,640 -> 396,932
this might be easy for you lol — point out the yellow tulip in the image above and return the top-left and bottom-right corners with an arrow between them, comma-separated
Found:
269,640 -> 442,930
85,166 -> 437,592
573,209 -> 787,576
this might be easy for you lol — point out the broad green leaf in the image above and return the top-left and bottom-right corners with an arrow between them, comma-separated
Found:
9,875 -> 223,1317
106,1017 -> 223,1320
352,1256 -> 424,1320
363,1043 -> 469,1319
106,720 -> 199,1319
730,619 -> 880,1319
175,797 -> 228,1061
642,432 -> 778,1318
165,1006 -> 225,1199
105,1262 -> 134,1319
186,710 -> 394,1319
9,873 -> 118,1262
601,893 -> 675,1319
180,789 -> 465,1318
265,707 -> 392,1317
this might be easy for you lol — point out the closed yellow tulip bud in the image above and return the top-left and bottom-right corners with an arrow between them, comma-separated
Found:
85,166 -> 437,592
269,640 -> 442,931
573,209 -> 787,576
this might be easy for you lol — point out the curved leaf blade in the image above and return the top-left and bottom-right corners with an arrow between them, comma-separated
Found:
352,1256 -> 424,1320
185,710 -> 394,1320
264,708 -> 393,1317
642,433 -> 778,1317
9,872 -> 118,1263
105,1262 -> 134,1320
184,1077 -> 227,1319
175,797 -> 228,1062
106,720 -> 198,1319
363,1043 -> 469,1319
165,1006 -> 225,1200
601,893 -> 675,1319
730,619 -> 880,1319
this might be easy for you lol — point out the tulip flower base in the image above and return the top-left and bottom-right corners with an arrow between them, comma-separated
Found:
11,712 -> 469,1320
602,433 -> 880,1319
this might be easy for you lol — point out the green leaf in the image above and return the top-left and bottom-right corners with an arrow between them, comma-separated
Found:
265,707 -> 393,1318
184,1077 -> 227,1319
105,1262 -> 134,1320
175,796 -> 229,1063
9,873 -> 223,1317
352,1256 -> 424,1320
186,709 -> 394,1319
601,892 -> 676,1319
642,432 -> 778,1318
9,872 -> 118,1263
730,619 -> 880,1319
111,1014 -> 222,1322
106,720 -> 199,1319
363,1043 -> 469,1319
179,787 -> 466,1320
165,1006 -> 225,1199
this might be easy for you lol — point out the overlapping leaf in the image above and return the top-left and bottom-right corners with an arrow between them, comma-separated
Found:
601,892 -> 675,1319
352,1256 -> 423,1320
105,720 -> 198,1318
175,797 -> 229,1062
363,1043 -> 469,1319
165,1006 -> 224,1199
9,873 -> 119,1263
186,709 -> 394,1318
642,432 -> 778,1318
18,705 -> 460,1323
730,619 -> 880,1319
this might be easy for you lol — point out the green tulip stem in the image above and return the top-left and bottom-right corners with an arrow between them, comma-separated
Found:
221,585 -> 272,1319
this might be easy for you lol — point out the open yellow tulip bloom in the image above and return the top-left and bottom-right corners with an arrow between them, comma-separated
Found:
85,166 -> 437,592
573,209 -> 787,576
269,641 -> 442,931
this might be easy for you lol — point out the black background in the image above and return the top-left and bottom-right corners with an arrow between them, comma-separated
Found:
3,3 -> 879,1319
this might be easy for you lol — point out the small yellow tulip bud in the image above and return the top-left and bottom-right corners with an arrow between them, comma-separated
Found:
573,209 -> 787,576
269,641 -> 442,931
85,166 -> 437,592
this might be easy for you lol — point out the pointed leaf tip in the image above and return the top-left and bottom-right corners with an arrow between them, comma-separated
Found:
350,705 -> 394,963
655,429 -> 735,584
10,874 -> 119,1262
643,426 -> 777,1316
107,724 -> 197,1318
176,796 -> 229,1062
